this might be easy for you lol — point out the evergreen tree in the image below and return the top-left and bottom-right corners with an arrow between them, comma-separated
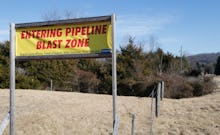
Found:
0,41 -> 10,88
214,56 -> 220,75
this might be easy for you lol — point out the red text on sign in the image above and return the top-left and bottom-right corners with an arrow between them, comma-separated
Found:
65,38 -> 89,48
65,24 -> 107,36
36,40 -> 62,49
21,29 -> 63,39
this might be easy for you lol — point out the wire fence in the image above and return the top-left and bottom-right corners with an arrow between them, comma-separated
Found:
129,81 -> 164,135
149,81 -> 164,135
149,89 -> 156,135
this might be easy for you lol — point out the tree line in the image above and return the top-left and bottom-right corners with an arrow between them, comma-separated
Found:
0,37 -> 219,98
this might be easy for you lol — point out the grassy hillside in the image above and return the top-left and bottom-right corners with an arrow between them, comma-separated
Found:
188,52 -> 220,65
1,77 -> 220,135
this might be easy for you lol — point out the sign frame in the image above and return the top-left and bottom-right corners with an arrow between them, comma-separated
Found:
9,14 -> 117,135
15,15 -> 113,60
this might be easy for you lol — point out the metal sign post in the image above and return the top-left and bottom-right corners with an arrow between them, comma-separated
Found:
10,23 -> 15,135
9,14 -> 117,135
111,14 -> 117,128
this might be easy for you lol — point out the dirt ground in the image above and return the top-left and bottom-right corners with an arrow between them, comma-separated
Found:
0,76 -> 220,135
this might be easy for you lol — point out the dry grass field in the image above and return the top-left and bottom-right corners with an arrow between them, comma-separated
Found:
0,76 -> 220,135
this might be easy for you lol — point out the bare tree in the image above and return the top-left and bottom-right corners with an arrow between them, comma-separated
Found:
64,9 -> 83,19
64,10 -> 74,19
148,35 -> 159,52
41,10 -> 61,21
42,9 -> 85,21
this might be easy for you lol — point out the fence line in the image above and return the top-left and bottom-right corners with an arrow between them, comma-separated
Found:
149,89 -> 155,135
156,82 -> 161,117
160,81 -> 164,100
111,81 -> 164,135
149,81 -> 164,135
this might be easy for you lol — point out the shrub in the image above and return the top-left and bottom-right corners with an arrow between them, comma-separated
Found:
191,81 -> 203,96
202,76 -> 216,95
171,83 -> 193,99
118,82 -> 133,96
117,78 -> 135,96
161,74 -> 181,98
117,73 -> 216,99
16,74 -> 41,89
76,70 -> 100,93
117,78 -> 156,97
190,75 -> 216,97
132,82 -> 149,97
185,69 -> 201,77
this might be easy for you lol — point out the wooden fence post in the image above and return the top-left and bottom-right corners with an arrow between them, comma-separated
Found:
156,82 -> 161,117
161,81 -> 164,100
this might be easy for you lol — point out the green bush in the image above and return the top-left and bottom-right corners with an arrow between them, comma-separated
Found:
16,74 -> 40,89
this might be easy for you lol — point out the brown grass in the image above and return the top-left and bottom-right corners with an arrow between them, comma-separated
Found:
0,76 -> 220,135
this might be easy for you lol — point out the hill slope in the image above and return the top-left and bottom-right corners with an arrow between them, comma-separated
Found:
0,77 -> 220,135
187,52 -> 220,65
